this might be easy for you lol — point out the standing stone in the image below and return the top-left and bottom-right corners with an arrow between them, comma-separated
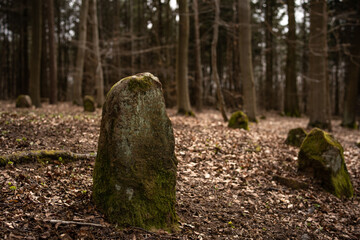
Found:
83,95 -> 95,112
16,95 -> 32,108
93,73 -> 178,231
298,128 -> 353,198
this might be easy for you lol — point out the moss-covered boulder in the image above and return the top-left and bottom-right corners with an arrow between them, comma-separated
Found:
93,73 -> 178,231
228,111 -> 249,130
298,128 -> 353,198
83,95 -> 95,112
285,128 -> 307,147
16,95 -> 32,108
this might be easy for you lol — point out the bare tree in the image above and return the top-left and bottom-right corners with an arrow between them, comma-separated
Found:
284,0 -> 300,117
238,0 -> 257,121
89,0 -> 104,107
342,1 -> 360,128
29,0 -> 42,108
307,0 -> 331,130
265,0 -> 274,110
176,0 -> 193,115
193,0 -> 203,111
212,0 -> 227,121
47,0 -> 57,104
73,0 -> 89,105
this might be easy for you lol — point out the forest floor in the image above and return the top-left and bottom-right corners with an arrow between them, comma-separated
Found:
0,101 -> 359,239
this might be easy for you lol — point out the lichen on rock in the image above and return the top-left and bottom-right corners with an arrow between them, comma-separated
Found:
298,128 -> 353,198
228,111 -> 249,130
16,95 -> 32,108
83,95 -> 95,112
285,127 -> 307,147
93,72 -> 178,232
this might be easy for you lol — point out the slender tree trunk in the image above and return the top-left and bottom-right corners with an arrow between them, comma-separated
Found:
130,0 -> 135,74
308,0 -> 331,130
301,0 -> 308,114
73,0 -> 89,105
238,0 -> 257,121
89,0 -> 104,107
176,0 -> 193,115
265,0 -> 274,111
342,22 -> 360,128
47,0 -> 57,104
284,0 -> 300,117
193,0 -> 203,111
212,0 -> 227,121
29,0 -> 42,107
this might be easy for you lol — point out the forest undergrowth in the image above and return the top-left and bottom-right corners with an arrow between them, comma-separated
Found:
0,102 -> 359,239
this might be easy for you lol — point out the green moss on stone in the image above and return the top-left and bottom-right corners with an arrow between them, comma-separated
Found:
83,95 -> 95,112
285,128 -> 307,147
177,109 -> 195,117
341,121 -> 358,129
16,95 -> 32,108
228,111 -> 249,130
284,109 -> 301,118
298,128 -> 353,198
93,72 -> 178,232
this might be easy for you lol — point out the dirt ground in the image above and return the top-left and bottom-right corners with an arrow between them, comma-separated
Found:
0,101 -> 359,239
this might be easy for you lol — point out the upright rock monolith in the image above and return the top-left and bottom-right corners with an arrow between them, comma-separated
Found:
93,73 -> 178,231
298,128 -> 353,198
16,95 -> 32,108
83,95 -> 95,112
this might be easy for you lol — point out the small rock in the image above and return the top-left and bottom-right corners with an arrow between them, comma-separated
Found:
285,127 -> 307,147
301,233 -> 310,240
228,111 -> 249,130
83,95 -> 95,112
15,95 -> 32,108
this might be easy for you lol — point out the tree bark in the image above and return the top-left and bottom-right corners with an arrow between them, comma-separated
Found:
212,0 -> 228,121
284,0 -> 300,117
29,0 -> 42,108
342,18 -> 360,128
238,0 -> 257,122
176,0 -> 193,116
47,0 -> 58,104
265,0 -> 274,110
308,0 -> 331,130
193,0 -> 203,111
73,0 -> 89,105
301,0 -> 308,114
89,0 -> 104,107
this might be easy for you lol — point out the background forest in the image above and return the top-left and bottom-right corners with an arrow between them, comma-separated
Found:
1,1 -> 360,239
0,0 -> 359,125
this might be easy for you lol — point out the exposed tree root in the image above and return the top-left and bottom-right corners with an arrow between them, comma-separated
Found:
0,150 -> 96,167
272,175 -> 309,190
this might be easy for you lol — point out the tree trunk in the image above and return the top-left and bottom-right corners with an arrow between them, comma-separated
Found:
212,0 -> 228,121
193,0 -> 203,111
29,0 -> 42,108
265,0 -> 274,110
238,0 -> 257,122
342,20 -> 360,128
47,0 -> 57,104
301,0 -> 308,114
89,0 -> 104,107
308,0 -> 331,130
73,0 -> 89,105
284,0 -> 300,117
176,0 -> 193,116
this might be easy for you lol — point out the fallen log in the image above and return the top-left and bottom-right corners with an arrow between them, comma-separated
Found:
0,150 -> 96,167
